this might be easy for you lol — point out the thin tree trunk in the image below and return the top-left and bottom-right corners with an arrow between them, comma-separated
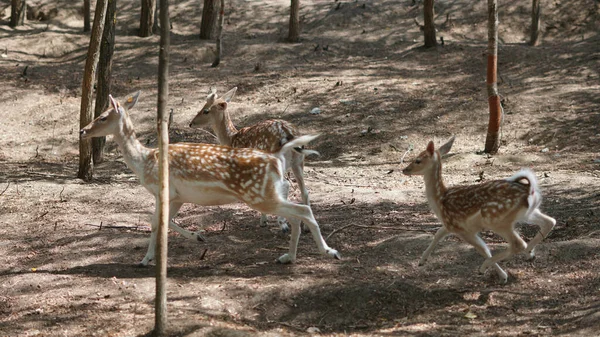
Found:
423,0 -> 437,47
93,0 -> 117,165
484,0 -> 501,154
211,0 -> 225,67
155,0 -> 170,334
200,0 -> 218,40
84,0 -> 91,32
140,0 -> 156,37
153,0 -> 160,32
530,0 -> 541,46
288,0 -> 300,42
10,0 -> 26,27
78,0 -> 109,181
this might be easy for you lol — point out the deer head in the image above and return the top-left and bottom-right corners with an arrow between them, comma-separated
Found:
402,136 -> 455,176
79,91 -> 141,139
189,87 -> 237,128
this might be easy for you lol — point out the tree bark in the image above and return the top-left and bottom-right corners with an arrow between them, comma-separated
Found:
200,0 -> 218,40
211,0 -> 225,67
84,0 -> 91,32
530,0 -> 541,46
93,0 -> 117,165
154,0 -> 170,334
288,0 -> 300,42
423,0 -> 437,47
10,0 -> 26,27
484,0 -> 501,154
140,0 -> 156,37
78,0 -> 108,181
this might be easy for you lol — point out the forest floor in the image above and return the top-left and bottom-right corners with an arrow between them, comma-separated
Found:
0,0 -> 599,336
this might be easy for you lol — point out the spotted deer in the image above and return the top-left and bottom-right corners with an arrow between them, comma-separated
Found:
79,91 -> 340,266
189,87 -> 314,233
402,138 -> 555,283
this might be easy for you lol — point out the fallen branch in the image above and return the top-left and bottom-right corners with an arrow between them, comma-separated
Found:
326,223 -> 437,240
84,223 -> 148,231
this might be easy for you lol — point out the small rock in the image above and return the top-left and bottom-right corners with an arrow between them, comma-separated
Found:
310,107 -> 321,115
544,172 -> 550,178
540,147 -> 549,153
306,327 -> 321,333
339,99 -> 355,105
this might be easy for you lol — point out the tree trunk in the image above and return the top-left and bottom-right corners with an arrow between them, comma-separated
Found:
154,0 -> 170,334
153,0 -> 160,32
93,0 -> 117,165
288,0 -> 300,42
200,0 -> 218,40
84,0 -> 91,32
484,0 -> 501,154
530,0 -> 541,46
10,0 -> 26,27
211,0 -> 225,67
140,0 -> 156,37
423,0 -> 437,47
78,0 -> 109,181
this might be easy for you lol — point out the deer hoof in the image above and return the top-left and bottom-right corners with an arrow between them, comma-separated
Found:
277,254 -> 295,264
327,249 -> 341,260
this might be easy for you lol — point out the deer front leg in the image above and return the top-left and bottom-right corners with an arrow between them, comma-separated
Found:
459,232 -> 508,284
419,226 -> 449,266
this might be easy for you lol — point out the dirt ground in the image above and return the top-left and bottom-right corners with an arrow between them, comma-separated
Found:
1,0 -> 599,336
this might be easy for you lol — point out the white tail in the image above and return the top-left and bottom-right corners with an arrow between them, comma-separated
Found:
79,91 -> 340,266
402,138 -> 555,283
189,87 -> 317,232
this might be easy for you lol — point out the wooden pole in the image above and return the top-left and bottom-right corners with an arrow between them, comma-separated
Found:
484,0 -> 501,154
78,0 -> 108,181
154,0 -> 170,334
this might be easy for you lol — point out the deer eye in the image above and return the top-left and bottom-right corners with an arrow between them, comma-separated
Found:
100,116 -> 108,122
415,158 -> 422,164
203,108 -> 210,115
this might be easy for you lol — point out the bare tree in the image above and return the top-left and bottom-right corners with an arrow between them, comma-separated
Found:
530,0 -> 542,46
140,0 -> 156,37
10,0 -> 26,27
78,0 -> 108,181
484,0 -> 502,154
83,0 -> 91,32
212,0 -> 225,67
423,0 -> 437,47
288,0 -> 300,42
155,0 -> 171,334
92,0 -> 117,165
200,0 -> 218,40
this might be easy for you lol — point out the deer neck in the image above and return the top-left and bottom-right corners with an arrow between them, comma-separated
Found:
112,115 -> 152,178
213,111 -> 238,147
423,152 -> 447,221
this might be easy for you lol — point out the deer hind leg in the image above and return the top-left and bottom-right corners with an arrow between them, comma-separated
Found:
140,201 -> 200,266
479,226 -> 527,280
459,232 -> 509,284
524,209 -> 556,260
290,153 -> 310,233
260,180 -> 291,234
419,226 -> 449,266
273,201 -> 340,263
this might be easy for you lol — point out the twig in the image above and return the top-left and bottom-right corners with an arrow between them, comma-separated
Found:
36,211 -> 49,220
59,186 -> 66,201
0,183 -> 9,196
195,128 -> 218,141
200,248 -> 208,260
400,146 -> 413,164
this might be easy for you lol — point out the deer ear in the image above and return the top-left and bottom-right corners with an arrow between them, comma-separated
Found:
123,91 -> 141,110
222,87 -> 237,103
426,141 -> 435,155
438,135 -> 455,156
218,101 -> 228,110
109,94 -> 120,113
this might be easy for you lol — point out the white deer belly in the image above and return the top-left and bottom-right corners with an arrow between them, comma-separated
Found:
171,180 -> 239,206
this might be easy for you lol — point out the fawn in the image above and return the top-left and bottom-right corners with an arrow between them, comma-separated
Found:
403,137 -> 556,283
189,87 -> 314,233
79,91 -> 340,266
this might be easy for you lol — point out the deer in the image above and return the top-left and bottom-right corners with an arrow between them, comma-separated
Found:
79,91 -> 340,266
189,87 -> 314,233
402,137 -> 556,283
